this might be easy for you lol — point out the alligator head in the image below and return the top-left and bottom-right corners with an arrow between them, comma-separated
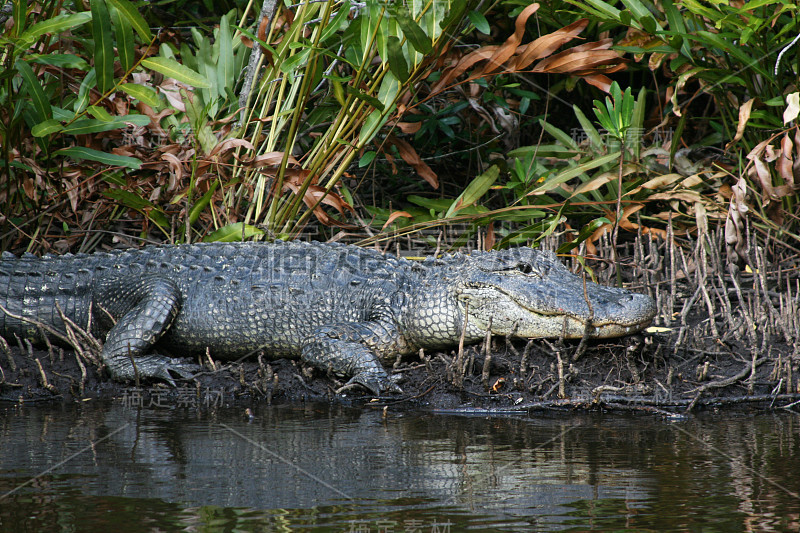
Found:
453,248 -> 656,339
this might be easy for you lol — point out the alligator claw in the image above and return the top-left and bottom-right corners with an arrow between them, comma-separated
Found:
107,354 -> 200,386
345,372 -> 403,396
150,358 -> 201,385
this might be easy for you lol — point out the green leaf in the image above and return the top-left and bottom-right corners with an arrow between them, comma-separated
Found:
32,119 -> 64,137
103,188 -> 168,227
619,0 -> 652,26
119,114 -> 151,126
390,5 -> 432,54
188,182 -> 219,225
529,152 -> 621,195
681,0 -> 723,22
320,4 -> 351,42
359,151 -> 377,167
62,118 -> 126,134
692,31 -> 769,76
572,106 -> 603,148
540,119 -> 579,149
111,6 -> 135,73
52,107 -> 76,121
386,36 -> 409,82
439,2 -> 466,30
576,0 -> 622,21
216,15 -> 234,100
119,83 -> 161,107
56,147 -> 142,169
15,60 -> 51,121
445,165 -> 499,218
75,69 -> 97,113
627,87 -> 647,158
556,217 -> 611,254
67,113 -> 150,130
13,0 -> 25,37
28,53 -> 89,70
141,57 -> 211,88
18,12 -> 92,49
279,47 -> 313,74
407,195 -> 453,211
105,0 -> 152,41
88,105 -> 114,121
91,0 -> 114,93
202,223 -> 265,242
468,10 -> 490,34
345,85 -> 384,110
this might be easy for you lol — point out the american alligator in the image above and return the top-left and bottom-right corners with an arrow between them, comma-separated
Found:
0,241 -> 656,393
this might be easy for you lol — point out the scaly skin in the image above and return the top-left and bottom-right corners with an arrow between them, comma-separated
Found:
0,241 -> 657,393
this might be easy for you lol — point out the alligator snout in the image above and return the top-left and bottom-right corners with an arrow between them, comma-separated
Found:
594,290 -> 657,327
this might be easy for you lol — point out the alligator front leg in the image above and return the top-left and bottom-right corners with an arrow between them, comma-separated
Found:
95,274 -> 198,383
301,322 -> 404,395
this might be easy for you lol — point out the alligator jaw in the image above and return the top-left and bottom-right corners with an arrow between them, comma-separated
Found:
458,283 -> 657,340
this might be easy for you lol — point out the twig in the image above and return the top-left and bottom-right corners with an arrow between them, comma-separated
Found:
453,300 -> 469,388
238,0 -> 280,123
572,273 -> 595,361
433,393 -> 800,415
481,318 -> 492,390
685,357 -> 762,412
35,358 -> 57,393
74,351 -> 87,395
556,350 -> 566,399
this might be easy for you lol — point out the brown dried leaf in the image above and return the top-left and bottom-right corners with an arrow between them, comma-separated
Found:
282,182 -> 355,228
778,132 -> 795,189
250,151 -> 300,168
430,3 -> 541,94
751,156 -> 779,201
161,152 -> 184,183
571,63 -> 628,77
512,18 -> 588,71
257,13 -> 270,43
396,121 -> 422,134
381,210 -> 413,231
783,92 -> 799,124
727,98 -> 755,148
617,203 -> 644,231
725,176 -> 748,269
649,191 -> 703,203
22,178 -> 37,201
581,74 -> 613,92
572,165 -> 635,196
64,178 -> 80,212
386,135 -> 438,188
208,138 -> 255,159
639,173 -> 684,190
533,49 -> 624,74
681,174 -> 704,188
477,3 -> 541,77
430,46 -> 499,94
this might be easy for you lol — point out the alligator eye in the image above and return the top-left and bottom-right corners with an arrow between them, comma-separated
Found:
516,262 -> 533,274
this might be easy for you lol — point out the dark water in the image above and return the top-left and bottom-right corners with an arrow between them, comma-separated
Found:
0,400 -> 798,532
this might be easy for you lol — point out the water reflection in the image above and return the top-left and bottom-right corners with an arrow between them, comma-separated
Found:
0,402 -> 797,532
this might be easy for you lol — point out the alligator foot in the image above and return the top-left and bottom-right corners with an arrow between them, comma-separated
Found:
301,326 -> 405,396
106,353 -> 200,386
340,370 -> 403,396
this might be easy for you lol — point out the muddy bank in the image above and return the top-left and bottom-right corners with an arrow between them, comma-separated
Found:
1,232 -> 798,414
